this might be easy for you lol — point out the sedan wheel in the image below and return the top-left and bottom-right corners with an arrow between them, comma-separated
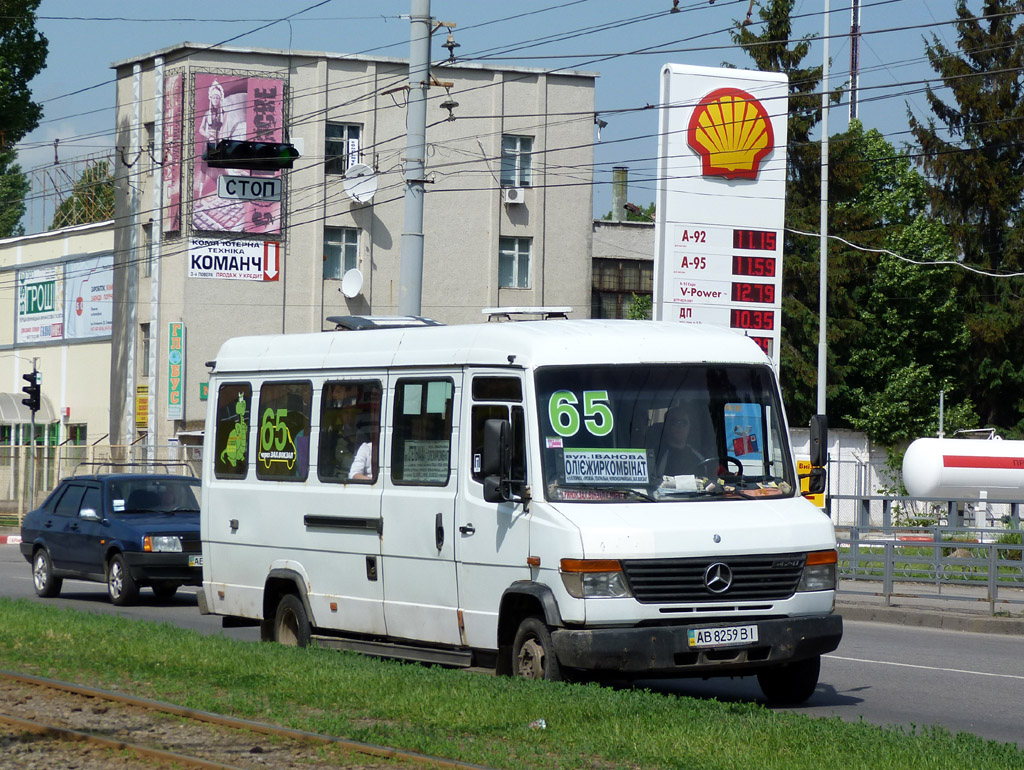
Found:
107,554 -> 139,606
32,549 -> 62,598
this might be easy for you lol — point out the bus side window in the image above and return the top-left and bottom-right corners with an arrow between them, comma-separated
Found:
470,404 -> 526,484
391,379 -> 453,485
214,383 -> 252,479
256,381 -> 312,481
318,380 -> 382,483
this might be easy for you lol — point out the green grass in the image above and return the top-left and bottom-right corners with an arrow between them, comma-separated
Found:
0,598 -> 1021,770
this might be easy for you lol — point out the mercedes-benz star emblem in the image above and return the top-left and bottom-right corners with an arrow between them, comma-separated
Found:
704,562 -> 733,594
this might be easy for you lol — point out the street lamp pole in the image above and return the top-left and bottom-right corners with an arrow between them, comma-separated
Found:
817,0 -> 831,416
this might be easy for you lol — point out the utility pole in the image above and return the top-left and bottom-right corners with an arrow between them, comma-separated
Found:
398,0 -> 431,316
849,0 -> 861,121
817,0 -> 830,416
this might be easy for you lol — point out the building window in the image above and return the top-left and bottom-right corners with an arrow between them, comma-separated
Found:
498,237 -> 531,289
325,123 -> 361,175
591,258 -> 653,319
142,223 -> 153,278
66,424 -> 88,445
140,323 -> 150,377
323,227 -> 359,280
500,135 -> 533,187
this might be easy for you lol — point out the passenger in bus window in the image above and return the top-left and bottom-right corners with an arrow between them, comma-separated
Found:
348,415 -> 376,480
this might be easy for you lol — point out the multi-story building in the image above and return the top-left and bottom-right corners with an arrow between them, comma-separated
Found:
109,42 -> 597,445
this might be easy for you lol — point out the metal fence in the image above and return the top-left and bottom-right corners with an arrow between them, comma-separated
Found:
837,524 -> 1024,615
0,443 -> 203,520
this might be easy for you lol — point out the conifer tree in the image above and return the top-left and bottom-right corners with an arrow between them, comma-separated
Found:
909,0 -> 1024,433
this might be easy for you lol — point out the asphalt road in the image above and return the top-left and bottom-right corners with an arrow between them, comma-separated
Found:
2,544 -> 1022,750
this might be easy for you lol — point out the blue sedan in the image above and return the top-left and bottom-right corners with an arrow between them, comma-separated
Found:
20,474 -> 201,605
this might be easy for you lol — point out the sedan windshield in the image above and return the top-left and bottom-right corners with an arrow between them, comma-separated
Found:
107,479 -> 201,514
535,364 -> 795,502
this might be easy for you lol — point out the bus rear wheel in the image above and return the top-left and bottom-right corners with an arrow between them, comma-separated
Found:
273,594 -> 311,647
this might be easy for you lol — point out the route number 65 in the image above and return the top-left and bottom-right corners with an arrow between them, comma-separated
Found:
548,390 -> 613,437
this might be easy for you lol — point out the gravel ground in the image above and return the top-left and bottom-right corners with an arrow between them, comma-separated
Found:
0,678 -> 427,769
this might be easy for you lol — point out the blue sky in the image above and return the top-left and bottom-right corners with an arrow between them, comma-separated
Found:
17,0 -> 952,232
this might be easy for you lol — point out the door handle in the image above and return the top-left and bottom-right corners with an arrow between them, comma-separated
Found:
435,512 -> 444,550
459,524 -> 476,535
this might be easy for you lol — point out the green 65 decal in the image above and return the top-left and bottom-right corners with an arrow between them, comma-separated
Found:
548,390 -> 613,437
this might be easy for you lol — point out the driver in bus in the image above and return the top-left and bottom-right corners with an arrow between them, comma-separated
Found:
652,406 -> 705,478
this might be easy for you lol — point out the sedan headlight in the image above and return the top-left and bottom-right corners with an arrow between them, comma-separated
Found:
797,549 -> 837,592
560,558 -> 632,599
144,535 -> 182,553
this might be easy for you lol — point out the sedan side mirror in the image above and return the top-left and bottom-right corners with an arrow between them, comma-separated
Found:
80,508 -> 102,522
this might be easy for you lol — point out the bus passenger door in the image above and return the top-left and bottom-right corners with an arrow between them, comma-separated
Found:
380,373 -> 462,645
455,374 -> 532,651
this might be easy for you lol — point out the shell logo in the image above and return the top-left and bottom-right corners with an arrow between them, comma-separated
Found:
687,87 -> 774,180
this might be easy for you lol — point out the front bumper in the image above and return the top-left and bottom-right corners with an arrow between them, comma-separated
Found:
552,613 -> 842,677
123,552 -> 202,586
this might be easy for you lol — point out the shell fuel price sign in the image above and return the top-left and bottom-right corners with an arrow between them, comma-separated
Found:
653,64 -> 788,368
668,223 -> 783,360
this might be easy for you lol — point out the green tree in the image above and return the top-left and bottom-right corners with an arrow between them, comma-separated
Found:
832,124 -> 976,445
51,160 -> 116,229
730,0 -> 846,425
0,151 -> 29,236
908,0 -> 1024,434
0,0 -> 48,237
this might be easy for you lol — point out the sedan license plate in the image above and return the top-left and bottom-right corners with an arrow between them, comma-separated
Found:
188,554 -> 203,568
687,624 -> 758,648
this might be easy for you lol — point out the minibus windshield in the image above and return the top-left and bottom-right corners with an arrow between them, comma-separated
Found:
535,364 -> 796,502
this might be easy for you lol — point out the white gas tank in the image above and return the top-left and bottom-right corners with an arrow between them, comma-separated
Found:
903,438 -> 1024,500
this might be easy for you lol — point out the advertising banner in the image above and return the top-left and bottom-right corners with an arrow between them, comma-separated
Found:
163,72 -> 183,233
188,238 -> 281,282
192,72 -> 284,234
17,265 -> 65,343
63,254 -> 114,339
167,322 -> 185,420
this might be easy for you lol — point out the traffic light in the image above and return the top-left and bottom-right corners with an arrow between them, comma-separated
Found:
21,371 -> 40,413
202,140 -> 300,171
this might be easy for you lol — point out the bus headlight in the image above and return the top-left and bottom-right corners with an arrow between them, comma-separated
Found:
797,549 -> 837,592
559,559 -> 632,599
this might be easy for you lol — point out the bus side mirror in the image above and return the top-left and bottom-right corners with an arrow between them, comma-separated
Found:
809,414 -> 828,468
804,414 -> 828,497
482,419 -> 512,503
804,467 -> 826,496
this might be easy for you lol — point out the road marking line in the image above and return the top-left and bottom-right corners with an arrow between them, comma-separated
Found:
826,654 -> 1024,680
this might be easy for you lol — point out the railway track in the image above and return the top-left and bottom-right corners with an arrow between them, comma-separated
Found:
0,669 -> 498,770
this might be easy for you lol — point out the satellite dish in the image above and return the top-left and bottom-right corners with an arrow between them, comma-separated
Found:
343,163 -> 378,203
340,268 -> 364,298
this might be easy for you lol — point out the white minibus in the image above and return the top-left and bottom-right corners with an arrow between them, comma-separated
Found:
199,318 -> 841,703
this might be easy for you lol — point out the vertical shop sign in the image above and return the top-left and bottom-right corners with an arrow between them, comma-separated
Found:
167,322 -> 185,420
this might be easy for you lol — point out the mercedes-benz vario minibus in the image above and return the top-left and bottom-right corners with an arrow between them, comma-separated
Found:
199,319 -> 841,703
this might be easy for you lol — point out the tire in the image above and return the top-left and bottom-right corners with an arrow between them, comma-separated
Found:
151,582 -> 179,601
756,655 -> 821,705
512,617 -> 562,681
273,594 -> 311,647
32,549 -> 62,598
107,553 -> 139,606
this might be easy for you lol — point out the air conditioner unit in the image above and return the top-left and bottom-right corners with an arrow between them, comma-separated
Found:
502,187 -> 526,204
